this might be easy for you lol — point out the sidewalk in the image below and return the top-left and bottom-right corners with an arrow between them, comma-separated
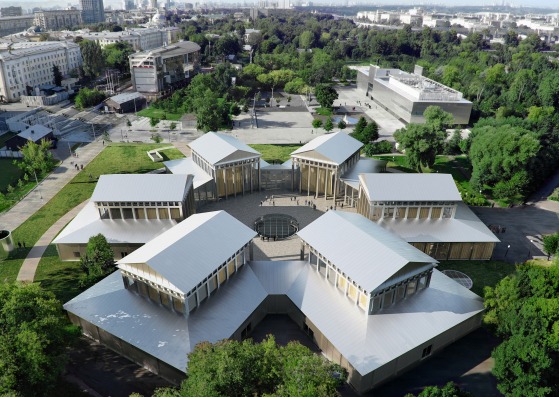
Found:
17,200 -> 88,282
0,141 -> 105,232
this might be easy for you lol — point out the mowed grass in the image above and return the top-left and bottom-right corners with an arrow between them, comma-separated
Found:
249,144 -> 301,164
0,159 -> 23,191
34,245 -> 84,303
137,107 -> 182,121
0,143 -> 184,283
436,260 -> 517,297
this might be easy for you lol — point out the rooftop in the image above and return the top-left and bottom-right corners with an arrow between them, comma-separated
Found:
90,174 -> 192,203
291,131 -> 363,166
189,132 -> 260,166
16,124 -> 52,141
107,92 -> 145,105
359,173 -> 462,202
297,211 -> 436,293
163,157 -> 213,189
130,41 -> 201,59
117,211 -> 257,295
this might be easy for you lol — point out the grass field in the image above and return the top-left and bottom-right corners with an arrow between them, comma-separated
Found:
436,260 -> 517,297
0,159 -> 23,191
137,107 -> 182,121
249,144 -> 301,164
0,143 -> 184,283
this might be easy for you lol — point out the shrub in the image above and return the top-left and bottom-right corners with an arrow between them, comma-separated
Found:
312,119 -> 323,129
364,140 -> 393,156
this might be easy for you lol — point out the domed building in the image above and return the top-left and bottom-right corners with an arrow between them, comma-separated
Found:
151,10 -> 167,27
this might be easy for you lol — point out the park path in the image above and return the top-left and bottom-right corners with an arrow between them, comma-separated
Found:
17,200 -> 88,282
0,141 -> 104,232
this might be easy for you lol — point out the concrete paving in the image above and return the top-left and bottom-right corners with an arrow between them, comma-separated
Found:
0,141 -> 104,232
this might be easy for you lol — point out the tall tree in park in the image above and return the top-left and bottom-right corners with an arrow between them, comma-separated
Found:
102,42 -> 135,73
52,65 -> 63,87
159,336 -> 345,396
314,84 -> 338,110
484,264 -> 559,397
79,40 -> 104,78
360,121 -> 379,143
394,124 -> 446,172
404,382 -> 472,397
299,30 -> 315,49
16,139 -> 55,177
79,233 -> 116,287
423,106 -> 454,133
323,117 -> 334,132
352,116 -> 367,138
74,88 -> 106,110
0,283 -> 68,396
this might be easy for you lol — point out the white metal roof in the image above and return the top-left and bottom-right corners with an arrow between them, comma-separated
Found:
291,132 -> 363,166
117,211 -> 257,294
286,266 -> 484,375
359,173 -> 462,202
163,157 -> 213,189
17,125 -> 52,141
63,266 -> 267,372
297,211 -> 435,293
340,157 -> 387,190
107,92 -> 144,105
52,201 -> 177,245
249,261 -> 305,294
188,132 -> 260,166
379,202 -> 500,243
90,174 -> 192,203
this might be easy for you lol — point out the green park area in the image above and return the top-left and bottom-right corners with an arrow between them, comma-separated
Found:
249,144 -> 301,164
137,107 -> 182,121
0,144 -> 184,293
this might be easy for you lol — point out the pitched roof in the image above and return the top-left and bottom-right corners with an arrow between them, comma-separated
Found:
117,211 -> 257,294
17,124 -> 52,141
163,157 -> 213,189
90,174 -> 192,203
291,132 -> 363,166
340,157 -> 387,190
359,173 -> 462,202
188,132 -> 260,166
379,202 -> 500,243
297,211 -> 435,293
52,201 -> 177,245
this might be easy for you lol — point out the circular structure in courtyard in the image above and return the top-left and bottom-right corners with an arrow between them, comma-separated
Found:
442,270 -> 473,290
254,214 -> 299,240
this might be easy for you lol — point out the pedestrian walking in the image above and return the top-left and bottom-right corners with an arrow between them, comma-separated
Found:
102,140 -> 105,146
80,164 -> 83,170
17,241 -> 21,248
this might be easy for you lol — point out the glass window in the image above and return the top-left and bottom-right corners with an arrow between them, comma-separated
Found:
407,280 -> 417,296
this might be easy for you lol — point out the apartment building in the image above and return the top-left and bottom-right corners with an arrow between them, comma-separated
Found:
0,41 -> 82,102
33,10 -> 83,30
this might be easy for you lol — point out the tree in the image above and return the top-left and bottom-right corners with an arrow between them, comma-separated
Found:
299,31 -> 315,49
484,264 -> 559,397
394,124 -> 446,172
74,88 -> 106,110
169,122 -> 177,131
337,120 -> 346,129
364,141 -> 393,156
52,65 -> 63,87
126,119 -> 132,128
360,121 -> 379,143
17,139 -> 55,177
314,84 -> 338,109
150,117 -> 160,127
102,42 -> 135,73
324,117 -> 334,132
423,106 -> 454,132
79,234 -> 115,287
353,116 -> 367,137
167,336 -> 344,397
151,133 -> 163,143
542,232 -> 559,258
79,40 -> 104,78
312,119 -> 323,129
404,382 -> 472,397
0,283 -> 68,396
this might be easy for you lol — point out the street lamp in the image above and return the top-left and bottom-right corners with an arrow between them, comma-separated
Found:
528,239 -> 534,258
505,244 -> 510,258
91,124 -> 96,141
33,169 -> 42,200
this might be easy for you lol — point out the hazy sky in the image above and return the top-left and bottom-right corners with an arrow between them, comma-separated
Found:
3,0 -> 559,11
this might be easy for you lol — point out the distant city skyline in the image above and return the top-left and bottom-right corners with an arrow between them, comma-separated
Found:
0,0 -> 558,11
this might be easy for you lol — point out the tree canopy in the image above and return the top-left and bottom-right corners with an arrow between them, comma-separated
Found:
404,382 -> 472,397
102,42 -> 135,73
154,336 -> 345,397
484,263 -> 559,397
0,283 -> 68,396
75,88 -> 106,110
16,139 -> 55,176
314,84 -> 338,109
79,233 -> 116,287
79,40 -> 104,78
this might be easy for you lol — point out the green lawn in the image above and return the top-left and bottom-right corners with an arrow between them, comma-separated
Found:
0,143 -> 184,283
34,245 -> 84,303
0,158 -> 23,191
137,107 -> 182,121
436,260 -> 516,297
315,107 -> 333,116
249,144 -> 301,164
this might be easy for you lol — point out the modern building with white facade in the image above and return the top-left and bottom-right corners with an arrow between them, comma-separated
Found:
0,41 -> 82,102
53,174 -> 195,261
357,64 -> 472,124
80,27 -> 180,51
64,208 -> 485,394
354,173 -> 499,260
129,41 -> 200,100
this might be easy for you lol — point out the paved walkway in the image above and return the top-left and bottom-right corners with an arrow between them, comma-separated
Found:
17,200 -> 88,282
0,141 -> 104,232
